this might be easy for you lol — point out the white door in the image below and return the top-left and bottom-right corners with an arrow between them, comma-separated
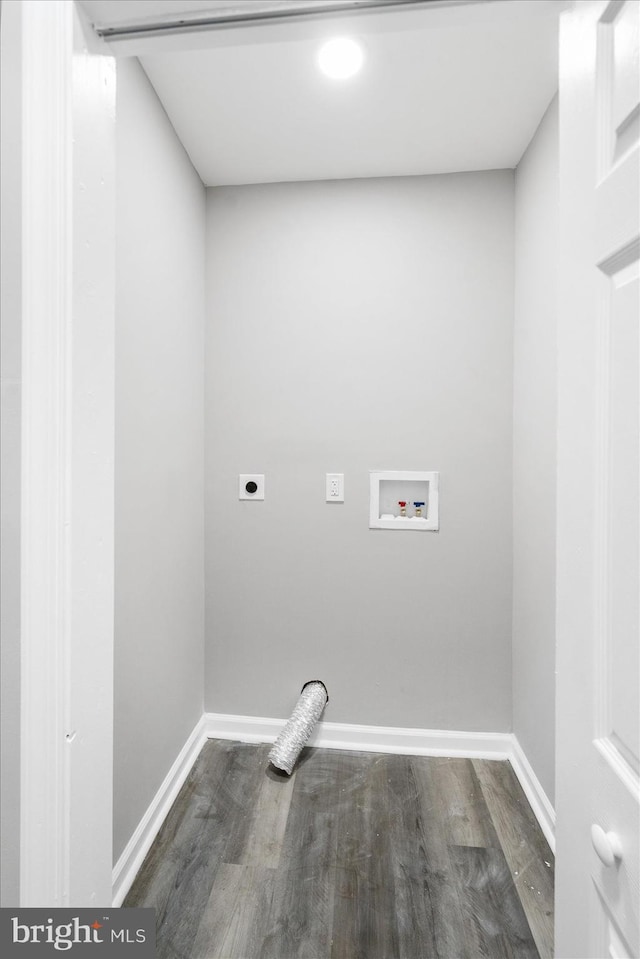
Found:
557,1 -> 640,957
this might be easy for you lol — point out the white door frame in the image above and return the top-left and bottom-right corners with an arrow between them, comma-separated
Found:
19,0 -> 115,906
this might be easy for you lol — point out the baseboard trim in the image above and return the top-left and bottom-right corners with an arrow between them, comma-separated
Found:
111,716 -> 207,907
205,711 -> 513,758
507,734 -> 556,854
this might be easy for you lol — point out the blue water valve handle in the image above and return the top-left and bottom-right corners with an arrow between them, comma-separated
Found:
413,502 -> 425,508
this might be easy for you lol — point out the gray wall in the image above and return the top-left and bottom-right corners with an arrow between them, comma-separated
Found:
204,172 -> 515,731
0,0 -> 22,907
114,58 -> 206,864
513,96 -> 558,802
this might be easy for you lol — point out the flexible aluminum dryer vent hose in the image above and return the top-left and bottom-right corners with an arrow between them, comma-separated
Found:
268,681 -> 329,775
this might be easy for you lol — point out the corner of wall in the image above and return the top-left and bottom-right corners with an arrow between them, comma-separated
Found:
512,92 -> 559,808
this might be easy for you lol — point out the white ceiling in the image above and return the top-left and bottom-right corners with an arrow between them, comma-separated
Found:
79,0 -> 561,187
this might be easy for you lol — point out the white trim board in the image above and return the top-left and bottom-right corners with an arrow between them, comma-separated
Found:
19,0 -> 117,907
205,712 -> 512,758
20,0 -> 75,907
508,734 -> 556,853
112,717 -> 207,907
112,713 -> 555,905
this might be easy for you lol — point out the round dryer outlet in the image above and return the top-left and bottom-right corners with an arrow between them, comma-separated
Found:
239,474 -> 265,500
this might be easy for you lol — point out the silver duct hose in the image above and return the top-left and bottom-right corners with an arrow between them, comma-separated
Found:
268,681 -> 328,775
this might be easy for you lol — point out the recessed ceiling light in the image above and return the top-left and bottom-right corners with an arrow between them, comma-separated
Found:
318,37 -> 364,80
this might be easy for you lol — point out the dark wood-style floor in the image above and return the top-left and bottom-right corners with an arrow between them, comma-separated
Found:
125,740 -> 554,959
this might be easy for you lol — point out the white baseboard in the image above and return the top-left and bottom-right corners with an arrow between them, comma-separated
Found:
112,713 -> 555,905
204,711 -> 513,759
508,733 -> 556,854
111,716 -> 207,907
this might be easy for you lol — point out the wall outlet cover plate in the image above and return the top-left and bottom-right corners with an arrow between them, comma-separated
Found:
239,474 -> 265,500
326,472 -> 344,502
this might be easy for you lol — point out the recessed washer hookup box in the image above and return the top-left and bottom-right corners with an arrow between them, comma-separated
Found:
369,470 -> 439,530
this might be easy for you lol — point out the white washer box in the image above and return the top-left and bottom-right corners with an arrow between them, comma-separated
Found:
369,470 -> 439,531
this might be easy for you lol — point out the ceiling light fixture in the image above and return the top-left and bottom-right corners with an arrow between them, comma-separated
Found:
318,37 -> 364,80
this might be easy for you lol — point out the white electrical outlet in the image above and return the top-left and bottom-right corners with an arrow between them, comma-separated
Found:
326,473 -> 344,502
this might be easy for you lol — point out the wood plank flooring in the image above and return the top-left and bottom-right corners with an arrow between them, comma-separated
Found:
124,741 -> 554,959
